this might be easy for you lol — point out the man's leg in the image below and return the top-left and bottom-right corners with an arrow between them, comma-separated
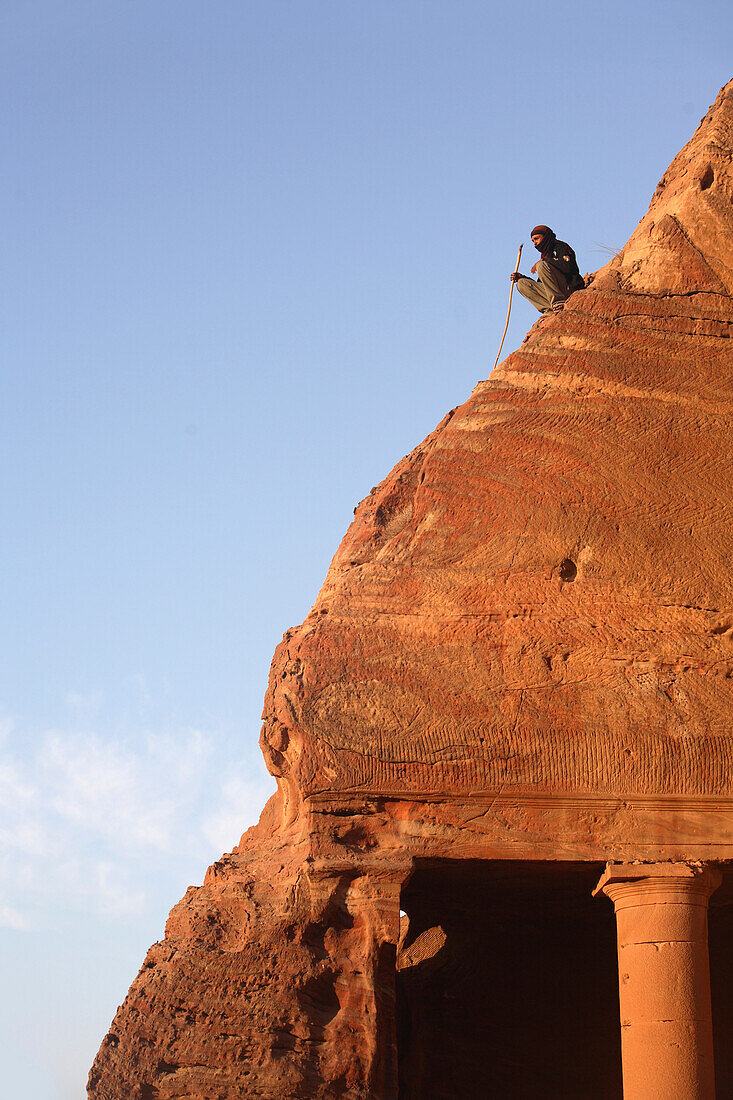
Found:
515,275 -> 554,313
535,261 -> 570,308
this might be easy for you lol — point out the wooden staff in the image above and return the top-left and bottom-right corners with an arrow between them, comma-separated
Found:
492,243 -> 523,370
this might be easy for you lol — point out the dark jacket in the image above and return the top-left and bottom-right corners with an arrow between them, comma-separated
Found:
543,238 -> 584,292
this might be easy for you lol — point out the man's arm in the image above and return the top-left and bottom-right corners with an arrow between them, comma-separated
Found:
549,241 -> 578,276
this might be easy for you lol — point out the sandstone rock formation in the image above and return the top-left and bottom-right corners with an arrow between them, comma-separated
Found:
89,82 -> 733,1099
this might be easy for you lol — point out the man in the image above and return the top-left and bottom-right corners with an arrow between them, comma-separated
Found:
511,225 -> 584,313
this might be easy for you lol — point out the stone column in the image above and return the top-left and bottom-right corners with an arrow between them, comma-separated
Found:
594,862 -> 721,1100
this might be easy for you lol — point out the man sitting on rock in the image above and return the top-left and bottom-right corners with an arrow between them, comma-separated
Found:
511,225 -> 584,313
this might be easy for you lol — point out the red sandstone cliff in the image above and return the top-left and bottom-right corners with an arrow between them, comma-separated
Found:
89,82 -> 733,1100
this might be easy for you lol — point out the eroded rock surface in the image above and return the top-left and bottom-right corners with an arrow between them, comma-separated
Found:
90,82 -> 733,1099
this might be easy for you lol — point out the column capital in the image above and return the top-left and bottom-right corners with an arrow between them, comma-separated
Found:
593,861 -> 721,906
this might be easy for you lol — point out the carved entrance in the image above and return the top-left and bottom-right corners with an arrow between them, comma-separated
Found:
397,860 -> 621,1100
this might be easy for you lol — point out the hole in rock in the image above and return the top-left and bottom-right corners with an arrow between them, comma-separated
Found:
397,860 -> 621,1100
700,164 -> 714,190
559,558 -> 577,582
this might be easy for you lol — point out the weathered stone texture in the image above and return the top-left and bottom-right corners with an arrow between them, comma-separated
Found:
90,82 -> 733,1099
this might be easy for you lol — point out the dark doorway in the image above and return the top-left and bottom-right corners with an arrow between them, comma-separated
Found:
397,859 -> 622,1100
708,870 -> 733,1095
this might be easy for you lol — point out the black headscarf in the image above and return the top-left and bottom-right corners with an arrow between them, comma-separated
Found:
531,225 -> 556,259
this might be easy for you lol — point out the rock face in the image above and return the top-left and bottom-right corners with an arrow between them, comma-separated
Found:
90,83 -> 733,1100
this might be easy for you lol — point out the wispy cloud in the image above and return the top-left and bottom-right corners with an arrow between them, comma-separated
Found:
202,773 -> 270,852
41,729 -> 208,851
65,690 -> 104,717
0,903 -> 28,931
0,714 -> 15,745
93,861 -> 146,917
0,709 -> 275,929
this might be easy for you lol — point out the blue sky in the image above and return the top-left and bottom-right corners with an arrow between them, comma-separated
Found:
1,2 -> 729,1095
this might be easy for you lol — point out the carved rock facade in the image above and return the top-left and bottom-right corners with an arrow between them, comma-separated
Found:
90,82 -> 733,1099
